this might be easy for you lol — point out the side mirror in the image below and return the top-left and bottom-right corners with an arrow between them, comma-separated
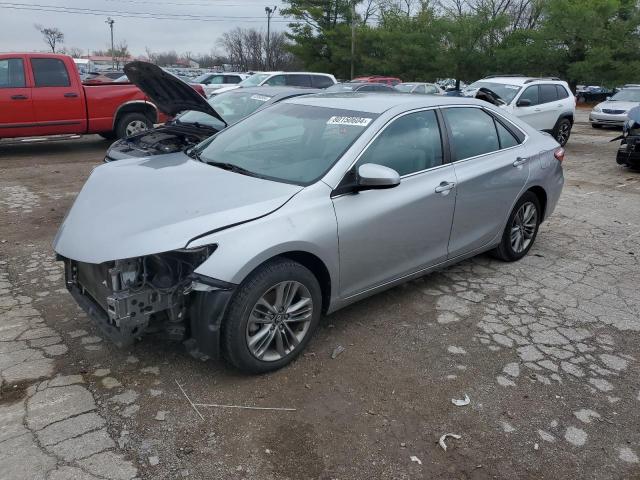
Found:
516,98 -> 531,107
357,163 -> 400,190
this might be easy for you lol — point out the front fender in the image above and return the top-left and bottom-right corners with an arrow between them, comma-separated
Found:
188,183 -> 340,302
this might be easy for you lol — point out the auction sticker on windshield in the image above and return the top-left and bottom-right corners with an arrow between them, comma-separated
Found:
250,95 -> 271,102
327,116 -> 372,127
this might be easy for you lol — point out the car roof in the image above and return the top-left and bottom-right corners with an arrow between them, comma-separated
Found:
477,76 -> 566,86
223,86 -> 321,96
285,92 -> 485,114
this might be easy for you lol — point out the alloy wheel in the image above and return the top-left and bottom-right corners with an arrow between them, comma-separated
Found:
125,120 -> 148,136
245,281 -> 313,362
510,201 -> 538,253
556,122 -> 570,145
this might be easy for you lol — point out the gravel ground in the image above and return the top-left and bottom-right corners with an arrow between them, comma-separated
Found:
1,111 -> 639,480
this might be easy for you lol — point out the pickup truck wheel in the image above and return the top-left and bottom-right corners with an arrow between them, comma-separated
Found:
115,113 -> 152,139
222,258 -> 322,374
553,118 -> 572,146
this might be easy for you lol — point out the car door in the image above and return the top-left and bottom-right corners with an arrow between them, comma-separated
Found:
0,56 -> 35,138
264,74 -> 286,86
513,85 -> 548,129
29,57 -> 86,135
332,109 -> 457,298
442,106 -> 529,257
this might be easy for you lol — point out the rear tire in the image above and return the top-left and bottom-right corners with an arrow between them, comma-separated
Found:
492,191 -> 541,262
222,258 -> 322,374
115,112 -> 152,139
553,118 -> 572,146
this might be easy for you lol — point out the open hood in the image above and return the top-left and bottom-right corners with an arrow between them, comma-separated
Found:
53,152 -> 302,264
124,61 -> 226,124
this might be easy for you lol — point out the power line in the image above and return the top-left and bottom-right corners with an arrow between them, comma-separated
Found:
104,0 -> 271,7
0,2 -> 291,21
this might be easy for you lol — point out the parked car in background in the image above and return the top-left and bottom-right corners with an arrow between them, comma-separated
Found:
590,87 -> 640,128
210,71 -> 337,96
106,79 -> 320,161
54,93 -> 564,373
576,85 -> 612,103
351,75 -> 401,86
394,82 -> 444,95
0,53 -> 180,140
463,76 -> 575,146
191,72 -> 250,96
326,82 -> 397,93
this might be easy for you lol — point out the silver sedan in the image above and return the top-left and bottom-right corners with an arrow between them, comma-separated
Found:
54,94 -> 565,373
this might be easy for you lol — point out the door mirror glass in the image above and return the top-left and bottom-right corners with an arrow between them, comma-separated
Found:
516,98 -> 531,107
357,163 -> 400,190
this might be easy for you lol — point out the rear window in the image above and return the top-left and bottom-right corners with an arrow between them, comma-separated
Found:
31,58 -> 70,87
0,58 -> 26,88
225,76 -> 241,84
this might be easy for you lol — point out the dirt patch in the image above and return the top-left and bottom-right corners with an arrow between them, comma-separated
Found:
0,379 -> 32,405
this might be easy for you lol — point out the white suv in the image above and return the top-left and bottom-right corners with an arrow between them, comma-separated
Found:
463,76 -> 575,145
210,71 -> 337,96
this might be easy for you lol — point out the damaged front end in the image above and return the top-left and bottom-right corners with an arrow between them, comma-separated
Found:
60,246 -> 232,354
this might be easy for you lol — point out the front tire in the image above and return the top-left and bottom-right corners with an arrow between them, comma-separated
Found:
553,118 -> 572,146
222,258 -> 322,374
115,112 -> 152,139
492,192 -> 541,262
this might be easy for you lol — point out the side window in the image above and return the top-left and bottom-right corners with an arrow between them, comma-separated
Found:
285,74 -> 311,87
356,110 -> 443,176
556,84 -> 570,99
425,85 -> 439,94
443,107 -> 500,161
31,58 -> 70,87
495,120 -> 520,149
539,84 -> 558,104
359,85 -> 377,92
415,85 -> 426,94
265,74 -> 286,86
225,76 -> 241,84
311,75 -> 334,88
0,58 -> 26,88
206,76 -> 224,85
518,85 -> 539,106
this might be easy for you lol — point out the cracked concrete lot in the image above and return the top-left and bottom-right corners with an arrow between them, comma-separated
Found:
1,110 -> 639,479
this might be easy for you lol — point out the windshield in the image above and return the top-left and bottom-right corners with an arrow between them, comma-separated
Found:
196,103 -> 377,185
326,84 -> 358,92
610,89 -> 640,102
193,73 -> 214,83
467,81 -> 521,104
177,91 -> 274,129
239,73 -> 271,87
395,84 -> 416,93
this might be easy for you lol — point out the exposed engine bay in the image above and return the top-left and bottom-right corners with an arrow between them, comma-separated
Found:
61,246 -> 218,347
109,125 -> 212,158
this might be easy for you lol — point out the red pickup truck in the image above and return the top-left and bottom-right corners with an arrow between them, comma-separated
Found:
0,53 -> 196,140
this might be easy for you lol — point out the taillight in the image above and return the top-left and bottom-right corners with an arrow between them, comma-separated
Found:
554,147 -> 565,162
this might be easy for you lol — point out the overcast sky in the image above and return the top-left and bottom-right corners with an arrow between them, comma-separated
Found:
0,0 -> 288,56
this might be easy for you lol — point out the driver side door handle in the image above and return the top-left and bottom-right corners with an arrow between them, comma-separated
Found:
513,157 -> 527,167
435,181 -> 456,194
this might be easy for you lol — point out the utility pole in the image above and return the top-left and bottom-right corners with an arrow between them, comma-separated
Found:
105,17 -> 115,70
350,1 -> 355,80
265,6 -> 276,70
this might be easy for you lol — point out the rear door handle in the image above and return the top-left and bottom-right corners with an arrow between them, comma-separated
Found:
513,157 -> 527,167
64,92 -> 78,98
435,181 -> 456,194
11,94 -> 28,100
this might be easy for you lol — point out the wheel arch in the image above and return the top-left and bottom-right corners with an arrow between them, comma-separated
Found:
112,101 -> 158,129
527,185 -> 548,221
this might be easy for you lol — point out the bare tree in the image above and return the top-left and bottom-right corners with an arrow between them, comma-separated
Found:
61,46 -> 84,58
35,24 -> 64,53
